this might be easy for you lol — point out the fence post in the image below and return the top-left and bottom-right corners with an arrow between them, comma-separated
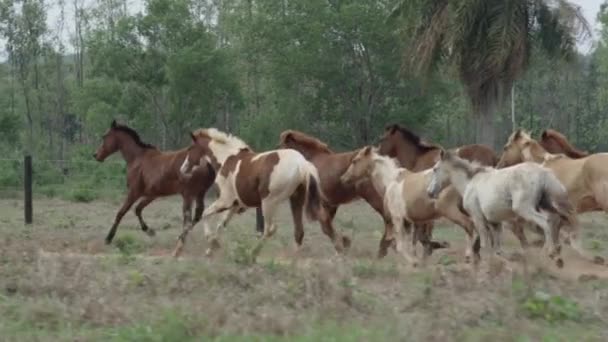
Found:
256,207 -> 264,233
24,155 -> 33,224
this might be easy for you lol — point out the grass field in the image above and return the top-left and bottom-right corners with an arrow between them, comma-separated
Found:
1,195 -> 608,341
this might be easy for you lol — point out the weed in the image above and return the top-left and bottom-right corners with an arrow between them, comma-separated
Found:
437,254 -> 457,266
113,233 -> 144,258
521,291 -> 581,323
64,188 -> 97,203
230,236 -> 256,266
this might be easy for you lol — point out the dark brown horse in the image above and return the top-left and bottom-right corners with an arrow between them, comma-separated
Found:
378,124 -> 498,170
94,120 -> 215,244
540,129 -> 589,158
279,130 -> 445,258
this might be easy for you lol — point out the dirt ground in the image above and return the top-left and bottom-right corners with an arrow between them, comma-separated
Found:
1,195 -> 608,341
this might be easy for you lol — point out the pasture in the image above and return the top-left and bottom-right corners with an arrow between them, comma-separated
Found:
1,195 -> 608,341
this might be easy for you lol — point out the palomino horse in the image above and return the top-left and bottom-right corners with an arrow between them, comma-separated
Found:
174,128 -> 348,257
376,124 -> 498,261
279,130 -> 444,258
93,120 -> 215,244
497,130 -> 607,264
427,149 -> 575,268
539,129 -> 589,158
340,146 -> 481,265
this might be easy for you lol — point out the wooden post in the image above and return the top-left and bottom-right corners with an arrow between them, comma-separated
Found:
256,207 -> 264,233
24,155 -> 33,224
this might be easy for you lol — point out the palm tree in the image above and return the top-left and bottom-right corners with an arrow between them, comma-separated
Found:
392,0 -> 591,148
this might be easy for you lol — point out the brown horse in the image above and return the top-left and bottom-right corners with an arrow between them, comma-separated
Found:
279,130 -> 445,259
376,124 -> 499,260
497,129 -> 607,264
174,128 -> 348,258
94,120 -> 215,244
378,124 -> 498,171
540,129 -> 589,158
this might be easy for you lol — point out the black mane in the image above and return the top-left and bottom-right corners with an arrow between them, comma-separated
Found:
388,124 -> 439,151
113,123 -> 156,149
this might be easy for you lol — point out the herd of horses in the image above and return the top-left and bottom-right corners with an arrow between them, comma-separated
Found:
93,120 -> 607,270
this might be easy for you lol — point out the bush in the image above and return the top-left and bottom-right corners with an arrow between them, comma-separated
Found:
113,233 -> 144,257
522,291 -> 581,323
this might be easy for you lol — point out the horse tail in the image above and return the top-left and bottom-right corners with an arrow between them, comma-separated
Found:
301,163 -> 326,222
538,172 -> 578,228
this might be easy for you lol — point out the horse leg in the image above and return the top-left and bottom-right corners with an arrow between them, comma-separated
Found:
435,196 -> 476,262
173,198 -> 230,258
514,201 -> 563,268
193,193 -> 205,224
106,191 -> 140,244
250,198 -> 280,260
394,216 -> 418,267
204,207 -> 236,257
317,205 -> 347,254
289,184 -> 306,252
134,196 -> 157,237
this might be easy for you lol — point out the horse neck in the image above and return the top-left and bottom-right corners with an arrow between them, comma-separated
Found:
369,158 -> 404,195
447,166 -> 472,196
395,139 -> 436,170
293,144 -> 330,160
526,143 -> 551,163
116,134 -> 150,164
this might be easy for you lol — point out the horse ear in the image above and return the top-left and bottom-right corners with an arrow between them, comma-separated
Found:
190,132 -> 196,142
541,130 -> 548,139
439,149 -> 447,160
111,120 -> 117,128
385,124 -> 397,134
283,132 -> 293,142
514,129 -> 522,139
363,146 -> 372,155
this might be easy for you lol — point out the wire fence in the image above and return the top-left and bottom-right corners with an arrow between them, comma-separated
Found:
0,156 -> 259,230
0,157 -> 128,201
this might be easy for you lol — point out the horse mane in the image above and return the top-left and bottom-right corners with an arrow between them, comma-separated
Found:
193,128 -> 251,151
541,129 -> 588,158
387,124 -> 440,152
446,151 -> 489,177
281,130 -> 333,153
370,149 -> 402,170
113,123 -> 156,149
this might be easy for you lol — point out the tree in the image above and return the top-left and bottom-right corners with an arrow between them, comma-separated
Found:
394,0 -> 591,148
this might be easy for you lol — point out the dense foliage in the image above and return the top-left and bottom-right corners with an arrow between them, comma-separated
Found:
0,0 -> 606,195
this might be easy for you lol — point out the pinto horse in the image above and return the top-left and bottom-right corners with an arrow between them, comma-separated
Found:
279,130 -> 445,258
376,124 -> 498,261
497,130 -> 606,264
174,128 -> 348,257
93,120 -> 215,244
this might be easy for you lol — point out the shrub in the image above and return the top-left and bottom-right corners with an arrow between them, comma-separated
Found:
522,291 -> 581,323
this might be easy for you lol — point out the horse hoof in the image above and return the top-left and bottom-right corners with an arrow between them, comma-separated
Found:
593,256 -> 605,265
464,255 -> 471,264
104,237 -> 113,245
342,236 -> 352,250
556,258 -> 564,269
146,229 -> 156,237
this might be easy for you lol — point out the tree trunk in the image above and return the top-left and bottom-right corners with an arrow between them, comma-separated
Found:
475,108 -> 496,150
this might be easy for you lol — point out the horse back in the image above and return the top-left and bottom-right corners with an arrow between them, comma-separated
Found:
456,144 -> 497,166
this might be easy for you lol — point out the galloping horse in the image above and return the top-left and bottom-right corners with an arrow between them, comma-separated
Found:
340,146 -> 481,265
174,128 -> 348,257
278,130 -> 444,258
497,130 -> 606,264
427,149 -> 574,268
539,129 -> 589,158
93,120 -> 215,244
376,124 -> 498,261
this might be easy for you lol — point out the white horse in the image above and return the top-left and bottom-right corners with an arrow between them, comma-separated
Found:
340,146 -> 479,266
173,128 -> 348,258
426,149 -> 577,268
